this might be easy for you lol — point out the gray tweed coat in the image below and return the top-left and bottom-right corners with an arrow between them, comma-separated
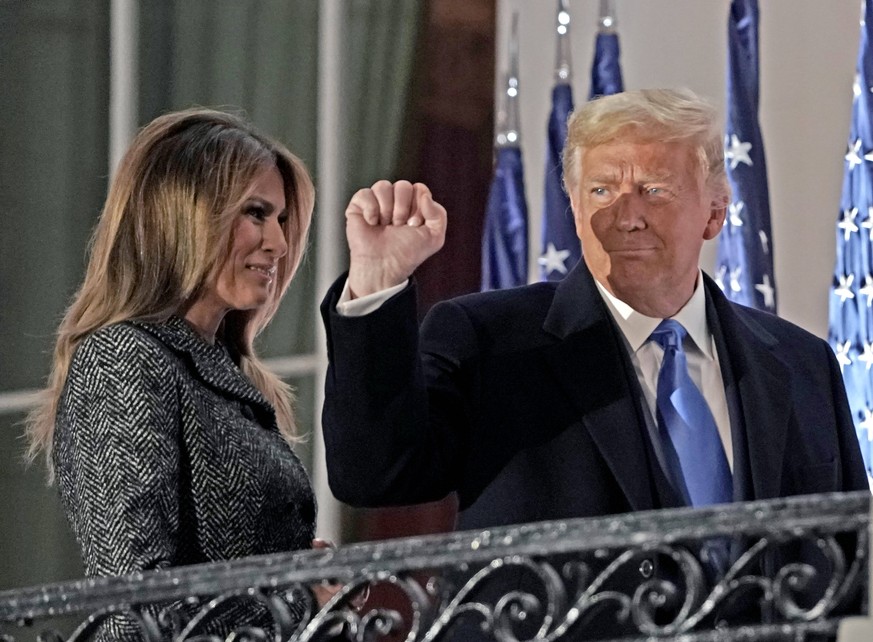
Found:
54,316 -> 316,636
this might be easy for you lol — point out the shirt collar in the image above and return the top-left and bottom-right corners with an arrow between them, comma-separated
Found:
594,271 -> 714,358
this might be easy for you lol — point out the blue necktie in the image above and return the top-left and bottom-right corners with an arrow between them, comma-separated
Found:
650,319 -> 733,507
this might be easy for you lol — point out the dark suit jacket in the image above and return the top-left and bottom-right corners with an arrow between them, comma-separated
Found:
321,261 -> 868,530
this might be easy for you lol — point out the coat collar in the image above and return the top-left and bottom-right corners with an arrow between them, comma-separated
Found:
130,316 -> 275,418
543,259 -> 607,340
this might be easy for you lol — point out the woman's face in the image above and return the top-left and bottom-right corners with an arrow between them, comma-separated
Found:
186,165 -> 288,335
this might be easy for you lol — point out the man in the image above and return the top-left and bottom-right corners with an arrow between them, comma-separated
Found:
321,87 -> 867,531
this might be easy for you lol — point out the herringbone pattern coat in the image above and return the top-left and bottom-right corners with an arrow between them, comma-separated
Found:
54,316 -> 316,638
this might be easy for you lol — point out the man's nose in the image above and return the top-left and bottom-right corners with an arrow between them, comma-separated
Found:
612,192 -> 646,231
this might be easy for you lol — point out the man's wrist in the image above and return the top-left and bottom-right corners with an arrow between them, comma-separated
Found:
337,278 -> 408,317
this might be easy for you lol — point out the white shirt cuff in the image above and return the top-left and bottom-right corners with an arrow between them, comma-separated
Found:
336,278 -> 409,317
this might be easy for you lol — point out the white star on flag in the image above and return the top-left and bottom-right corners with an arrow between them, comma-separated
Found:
714,265 -> 727,291
860,275 -> 873,307
838,207 -> 860,241
835,340 -> 853,372
758,230 -> 769,254
859,342 -> 873,371
754,274 -> 775,309
835,273 -> 856,303
864,210 -> 873,233
729,267 -> 742,293
860,409 -> 873,440
846,139 -> 863,170
538,243 -> 571,276
854,74 -> 862,100
859,408 -> 873,440
724,134 -> 753,169
728,201 -> 745,227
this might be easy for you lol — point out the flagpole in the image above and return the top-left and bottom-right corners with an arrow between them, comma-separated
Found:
555,0 -> 572,83
496,12 -> 521,148
599,0 -> 617,32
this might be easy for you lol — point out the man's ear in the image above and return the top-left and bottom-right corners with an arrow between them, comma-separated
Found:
703,193 -> 729,241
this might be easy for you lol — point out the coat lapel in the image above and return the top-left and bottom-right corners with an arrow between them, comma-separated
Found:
704,276 -> 792,501
540,262 -> 656,512
133,317 -> 276,423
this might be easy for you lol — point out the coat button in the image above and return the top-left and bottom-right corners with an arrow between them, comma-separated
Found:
241,405 -> 255,420
639,559 -> 654,578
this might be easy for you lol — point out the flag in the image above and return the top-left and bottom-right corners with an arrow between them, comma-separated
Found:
539,81 -> 576,281
539,9 -> 623,281
481,146 -> 529,290
828,0 -> 873,483
714,0 -> 777,313
588,30 -> 624,100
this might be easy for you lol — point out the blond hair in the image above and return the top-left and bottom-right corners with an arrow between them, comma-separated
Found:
563,88 -> 729,199
27,108 -> 314,472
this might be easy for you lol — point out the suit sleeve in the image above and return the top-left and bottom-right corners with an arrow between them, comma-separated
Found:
321,275 -> 477,507
54,326 -> 183,577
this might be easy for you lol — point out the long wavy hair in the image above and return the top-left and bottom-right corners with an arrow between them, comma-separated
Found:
27,108 -> 314,473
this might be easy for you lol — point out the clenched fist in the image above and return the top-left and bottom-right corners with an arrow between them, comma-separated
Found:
346,180 -> 447,298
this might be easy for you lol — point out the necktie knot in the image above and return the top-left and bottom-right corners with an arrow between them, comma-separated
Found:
650,319 -> 687,351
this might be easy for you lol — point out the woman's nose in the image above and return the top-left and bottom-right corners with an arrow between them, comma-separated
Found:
264,218 -> 288,257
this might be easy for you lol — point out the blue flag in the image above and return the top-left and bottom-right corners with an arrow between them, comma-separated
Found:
715,0 -> 777,313
588,31 -> 624,100
539,31 -> 623,282
828,0 -> 873,483
539,83 -> 577,281
481,146 -> 529,291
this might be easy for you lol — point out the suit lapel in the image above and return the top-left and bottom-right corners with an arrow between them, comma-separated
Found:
704,276 -> 792,501
541,262 -> 656,512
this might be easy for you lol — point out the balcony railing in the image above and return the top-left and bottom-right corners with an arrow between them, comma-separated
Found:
0,491 -> 870,641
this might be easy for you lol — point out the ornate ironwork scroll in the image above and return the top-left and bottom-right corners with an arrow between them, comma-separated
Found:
0,491 -> 869,641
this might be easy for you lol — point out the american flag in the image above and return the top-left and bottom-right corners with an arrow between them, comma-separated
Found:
828,0 -> 873,481
715,0 -> 777,313
539,2 -> 623,281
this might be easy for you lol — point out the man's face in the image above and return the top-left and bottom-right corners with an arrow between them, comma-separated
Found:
569,138 -> 726,313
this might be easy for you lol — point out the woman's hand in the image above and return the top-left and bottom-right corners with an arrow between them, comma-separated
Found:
310,539 -> 369,611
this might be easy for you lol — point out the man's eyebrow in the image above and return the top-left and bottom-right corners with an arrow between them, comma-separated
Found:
639,172 -> 676,182
582,173 -> 621,184
582,171 -> 677,184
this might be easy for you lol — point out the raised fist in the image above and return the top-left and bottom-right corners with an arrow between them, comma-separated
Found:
345,180 -> 447,298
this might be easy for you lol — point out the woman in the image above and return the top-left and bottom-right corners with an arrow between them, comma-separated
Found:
26,108 -> 316,637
